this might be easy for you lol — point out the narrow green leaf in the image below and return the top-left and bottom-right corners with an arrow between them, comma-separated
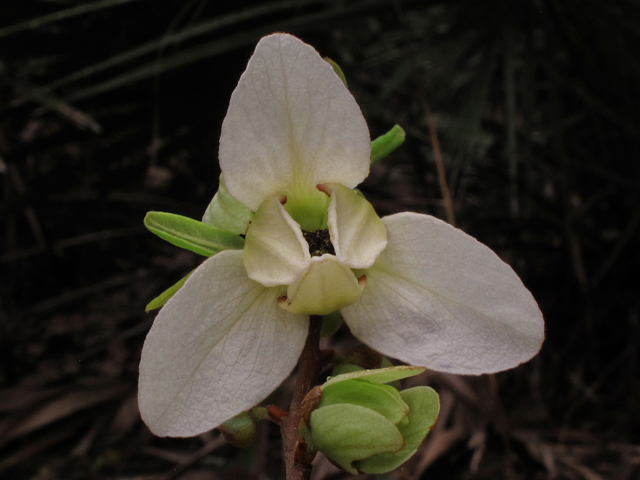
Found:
324,57 -> 347,87
144,212 -> 244,257
323,365 -> 425,388
145,271 -> 193,312
202,177 -> 254,235
355,387 -> 440,474
370,125 -> 405,165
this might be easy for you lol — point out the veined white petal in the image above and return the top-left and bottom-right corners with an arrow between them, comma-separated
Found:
219,33 -> 370,213
243,196 -> 310,287
342,213 -> 544,375
325,183 -> 388,269
138,250 -> 309,437
281,254 -> 365,316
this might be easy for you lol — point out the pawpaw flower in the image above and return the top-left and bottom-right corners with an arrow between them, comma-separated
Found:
138,33 -> 544,437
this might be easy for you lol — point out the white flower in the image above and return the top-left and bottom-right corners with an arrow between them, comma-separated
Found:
138,33 -> 544,438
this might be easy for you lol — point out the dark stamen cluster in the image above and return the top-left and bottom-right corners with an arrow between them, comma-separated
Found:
302,229 -> 335,257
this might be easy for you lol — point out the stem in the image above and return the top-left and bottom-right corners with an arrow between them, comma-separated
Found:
282,315 -> 323,480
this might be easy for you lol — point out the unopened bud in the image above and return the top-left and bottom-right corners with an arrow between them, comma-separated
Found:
219,411 -> 258,448
308,366 -> 440,474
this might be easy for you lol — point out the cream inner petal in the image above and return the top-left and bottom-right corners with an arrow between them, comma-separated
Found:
280,254 -> 365,316
243,196 -> 310,287
325,183 -> 388,269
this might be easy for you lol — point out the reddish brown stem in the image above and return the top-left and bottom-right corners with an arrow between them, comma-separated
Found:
281,315 -> 323,480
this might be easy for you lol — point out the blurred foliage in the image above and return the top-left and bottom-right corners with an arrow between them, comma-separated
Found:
1,0 -> 640,479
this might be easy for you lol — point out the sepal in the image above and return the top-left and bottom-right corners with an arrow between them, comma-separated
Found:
144,211 -> 244,257
371,125 -> 405,165
145,270 -> 193,312
324,57 -> 347,87
202,176 -> 254,235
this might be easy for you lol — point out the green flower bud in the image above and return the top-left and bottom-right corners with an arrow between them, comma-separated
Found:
308,366 -> 439,474
218,411 -> 258,448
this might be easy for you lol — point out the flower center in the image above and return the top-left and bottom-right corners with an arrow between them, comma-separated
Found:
302,229 -> 335,257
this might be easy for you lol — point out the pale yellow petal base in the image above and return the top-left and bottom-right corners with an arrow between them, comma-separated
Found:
280,255 -> 365,315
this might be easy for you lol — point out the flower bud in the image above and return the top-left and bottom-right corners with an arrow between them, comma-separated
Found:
218,411 -> 258,448
307,366 -> 439,474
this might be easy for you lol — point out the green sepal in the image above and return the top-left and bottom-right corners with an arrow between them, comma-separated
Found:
144,211 -> 244,257
321,310 -> 343,337
324,57 -> 347,87
145,270 -> 193,312
371,125 -> 406,165
323,365 -> 425,388
310,404 -> 405,474
202,176 -> 254,235
319,379 -> 409,426
354,386 -> 440,474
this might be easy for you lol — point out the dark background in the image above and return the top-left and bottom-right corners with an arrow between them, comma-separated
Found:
1,1 -> 639,479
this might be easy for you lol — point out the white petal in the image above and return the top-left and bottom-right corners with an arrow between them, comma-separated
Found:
281,254 -> 365,316
342,213 -> 544,375
243,196 -> 310,287
325,183 -> 388,269
219,33 -> 370,212
138,250 -> 308,437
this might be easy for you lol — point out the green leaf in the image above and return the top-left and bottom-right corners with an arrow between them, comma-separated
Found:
319,379 -> 409,426
370,125 -> 406,165
332,363 -> 365,376
355,386 -> 440,474
323,365 -> 425,388
381,357 -> 401,390
202,176 -> 254,235
145,271 -> 193,312
324,57 -> 347,87
310,404 -> 404,474
144,211 -> 244,257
